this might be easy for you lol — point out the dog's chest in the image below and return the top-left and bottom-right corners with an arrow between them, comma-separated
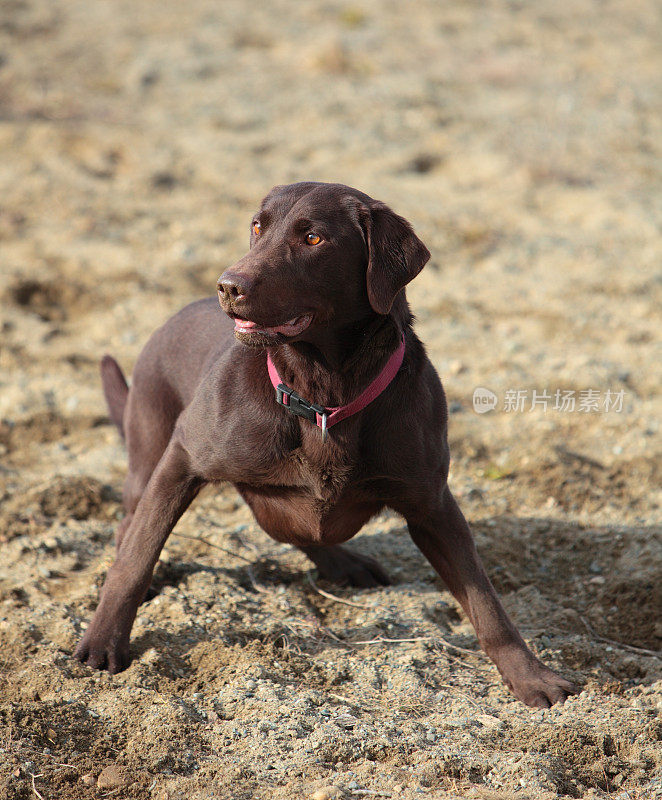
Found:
235,443 -> 378,546
284,445 -> 351,500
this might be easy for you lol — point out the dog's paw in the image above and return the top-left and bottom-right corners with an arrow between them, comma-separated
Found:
74,624 -> 131,674
310,545 -> 390,588
498,651 -> 578,707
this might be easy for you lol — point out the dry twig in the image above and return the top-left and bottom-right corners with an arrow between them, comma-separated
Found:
580,616 -> 661,659
170,531 -> 256,564
307,573 -> 380,609
28,773 -> 44,800
350,634 -> 432,645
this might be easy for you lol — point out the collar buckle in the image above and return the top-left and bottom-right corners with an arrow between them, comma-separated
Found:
276,383 -> 326,427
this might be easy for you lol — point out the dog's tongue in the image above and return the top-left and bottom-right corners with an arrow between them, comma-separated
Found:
234,315 -> 311,337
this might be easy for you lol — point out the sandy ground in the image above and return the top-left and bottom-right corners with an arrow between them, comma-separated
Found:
1,0 -> 661,798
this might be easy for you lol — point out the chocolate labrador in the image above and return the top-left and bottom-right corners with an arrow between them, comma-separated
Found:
75,181 -> 576,707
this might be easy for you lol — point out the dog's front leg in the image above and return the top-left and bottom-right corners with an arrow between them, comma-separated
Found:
403,485 -> 577,707
75,439 -> 203,673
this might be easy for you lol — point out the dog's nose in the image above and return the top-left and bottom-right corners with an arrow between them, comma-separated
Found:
217,271 -> 252,302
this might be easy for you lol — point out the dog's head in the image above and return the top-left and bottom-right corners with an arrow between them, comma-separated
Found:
217,182 -> 429,347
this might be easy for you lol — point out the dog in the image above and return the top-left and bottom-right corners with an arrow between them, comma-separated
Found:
75,181 -> 577,707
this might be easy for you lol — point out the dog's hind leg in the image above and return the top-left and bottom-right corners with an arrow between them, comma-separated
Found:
115,376 -> 182,554
298,544 -> 390,588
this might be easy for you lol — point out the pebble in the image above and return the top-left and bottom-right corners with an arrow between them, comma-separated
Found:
311,787 -> 342,800
80,773 -> 96,786
96,764 -> 127,789
334,713 -> 358,728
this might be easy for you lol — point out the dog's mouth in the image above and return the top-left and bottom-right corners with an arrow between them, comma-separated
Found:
232,314 -> 313,338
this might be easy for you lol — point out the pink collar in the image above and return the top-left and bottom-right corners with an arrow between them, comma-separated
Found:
267,336 -> 406,439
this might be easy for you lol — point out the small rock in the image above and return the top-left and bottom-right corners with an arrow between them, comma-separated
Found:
311,786 -> 342,800
476,713 -> 502,728
80,773 -> 96,786
96,764 -> 127,789
449,359 -> 467,375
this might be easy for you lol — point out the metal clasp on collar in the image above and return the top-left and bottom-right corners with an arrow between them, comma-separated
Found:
276,383 -> 328,440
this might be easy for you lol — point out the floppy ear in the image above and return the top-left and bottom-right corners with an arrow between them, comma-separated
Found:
362,202 -> 430,314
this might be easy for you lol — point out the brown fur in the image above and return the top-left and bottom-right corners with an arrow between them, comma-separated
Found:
75,182 -> 577,707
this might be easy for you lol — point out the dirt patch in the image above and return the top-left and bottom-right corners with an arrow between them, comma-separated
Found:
3,277 -> 92,322
34,475 -> 119,521
0,412 -> 106,454
0,475 -> 120,542
515,453 -> 660,516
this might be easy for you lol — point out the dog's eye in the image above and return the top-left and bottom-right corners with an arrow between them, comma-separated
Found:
306,232 -> 321,246
252,221 -> 261,236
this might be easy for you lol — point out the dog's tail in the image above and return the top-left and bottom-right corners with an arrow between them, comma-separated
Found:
100,355 -> 129,440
